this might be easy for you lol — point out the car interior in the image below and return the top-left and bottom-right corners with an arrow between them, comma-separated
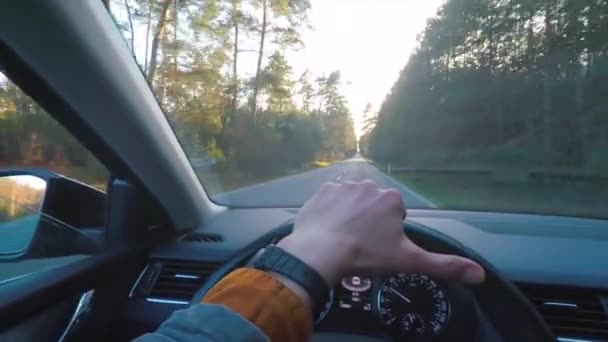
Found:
0,1 -> 607,342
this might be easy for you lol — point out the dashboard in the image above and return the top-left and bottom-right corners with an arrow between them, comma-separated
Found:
121,208 -> 608,341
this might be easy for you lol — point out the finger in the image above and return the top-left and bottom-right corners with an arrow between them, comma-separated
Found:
401,239 -> 485,284
359,179 -> 378,188
321,181 -> 339,189
317,181 -> 339,195
301,182 -> 339,210
380,188 -> 406,218
340,180 -> 377,189
340,180 -> 359,186
339,179 -> 376,184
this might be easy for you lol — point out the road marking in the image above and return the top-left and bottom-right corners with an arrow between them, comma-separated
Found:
399,183 -> 437,208
376,167 -> 438,208
334,171 -> 346,182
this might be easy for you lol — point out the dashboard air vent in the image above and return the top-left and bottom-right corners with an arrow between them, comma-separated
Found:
518,283 -> 608,341
148,260 -> 219,302
182,233 -> 224,243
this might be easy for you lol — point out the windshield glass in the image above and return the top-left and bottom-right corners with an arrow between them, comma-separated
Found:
109,0 -> 607,218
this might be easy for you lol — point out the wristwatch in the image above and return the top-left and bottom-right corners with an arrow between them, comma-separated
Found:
251,245 -> 330,314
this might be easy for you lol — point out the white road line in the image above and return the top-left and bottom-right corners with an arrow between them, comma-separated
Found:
400,184 -> 438,209
340,162 -> 437,208
381,172 -> 438,208
334,171 -> 346,182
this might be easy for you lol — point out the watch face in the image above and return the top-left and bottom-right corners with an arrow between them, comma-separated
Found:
316,289 -> 334,324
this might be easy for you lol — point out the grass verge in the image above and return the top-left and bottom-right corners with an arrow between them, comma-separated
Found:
392,172 -> 608,219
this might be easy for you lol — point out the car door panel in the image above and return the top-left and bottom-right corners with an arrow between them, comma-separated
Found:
1,297 -> 77,342
0,245 -> 148,339
0,174 -> 169,340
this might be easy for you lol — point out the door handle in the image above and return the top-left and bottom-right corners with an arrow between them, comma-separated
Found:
58,289 -> 95,341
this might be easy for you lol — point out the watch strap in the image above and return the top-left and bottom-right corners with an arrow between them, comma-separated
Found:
251,245 -> 330,313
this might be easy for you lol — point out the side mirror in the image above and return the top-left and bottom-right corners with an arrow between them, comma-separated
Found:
0,175 -> 46,256
0,169 -> 105,260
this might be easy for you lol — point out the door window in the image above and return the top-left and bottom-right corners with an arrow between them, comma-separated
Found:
0,73 -> 109,282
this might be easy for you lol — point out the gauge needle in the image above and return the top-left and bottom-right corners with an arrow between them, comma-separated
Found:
389,287 -> 412,304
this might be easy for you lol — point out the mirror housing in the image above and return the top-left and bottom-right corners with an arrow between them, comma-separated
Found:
0,173 -> 47,256
0,169 -> 106,259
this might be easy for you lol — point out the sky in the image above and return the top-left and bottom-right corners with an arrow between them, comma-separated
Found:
286,0 -> 444,136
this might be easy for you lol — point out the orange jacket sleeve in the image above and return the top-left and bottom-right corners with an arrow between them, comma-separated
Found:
202,268 -> 313,342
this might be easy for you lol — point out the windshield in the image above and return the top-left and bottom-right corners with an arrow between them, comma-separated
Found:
110,0 -> 607,218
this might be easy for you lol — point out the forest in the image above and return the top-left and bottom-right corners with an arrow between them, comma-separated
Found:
0,0 -> 356,192
364,0 -> 608,176
2,0 -> 607,215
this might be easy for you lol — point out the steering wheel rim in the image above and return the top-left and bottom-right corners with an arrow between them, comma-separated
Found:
191,220 -> 555,342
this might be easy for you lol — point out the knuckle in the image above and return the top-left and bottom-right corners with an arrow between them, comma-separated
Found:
437,256 -> 467,278
342,180 -> 357,188
404,245 -> 423,262
361,179 -> 377,188
339,181 -> 357,192
440,256 -> 460,270
382,189 -> 403,205
321,181 -> 338,190
319,182 -> 338,194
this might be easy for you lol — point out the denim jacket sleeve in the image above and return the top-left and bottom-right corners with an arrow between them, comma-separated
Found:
133,303 -> 269,342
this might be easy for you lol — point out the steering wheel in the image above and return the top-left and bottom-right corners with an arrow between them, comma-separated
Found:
191,220 -> 554,342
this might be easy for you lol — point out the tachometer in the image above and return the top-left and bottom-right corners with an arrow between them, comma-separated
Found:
378,274 -> 450,340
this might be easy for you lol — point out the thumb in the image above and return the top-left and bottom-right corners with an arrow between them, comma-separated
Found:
400,239 -> 485,284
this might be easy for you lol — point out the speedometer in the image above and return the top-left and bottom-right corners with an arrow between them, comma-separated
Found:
315,289 -> 334,324
378,274 -> 450,340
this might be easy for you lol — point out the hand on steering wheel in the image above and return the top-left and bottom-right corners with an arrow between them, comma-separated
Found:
277,180 -> 485,286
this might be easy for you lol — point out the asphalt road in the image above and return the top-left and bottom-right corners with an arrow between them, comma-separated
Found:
216,158 -> 437,208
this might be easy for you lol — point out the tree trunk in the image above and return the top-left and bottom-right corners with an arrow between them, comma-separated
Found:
124,0 -> 136,59
446,47 -> 452,72
148,0 -> 172,83
170,0 -> 179,116
173,0 -> 179,74
11,87 -> 29,115
576,53 -> 590,170
231,6 -> 239,122
251,0 -> 268,126
542,2 -> 553,171
218,1 -> 240,152
7,84 -> 18,114
143,0 -> 153,73
488,17 -> 495,72
526,12 -> 534,67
